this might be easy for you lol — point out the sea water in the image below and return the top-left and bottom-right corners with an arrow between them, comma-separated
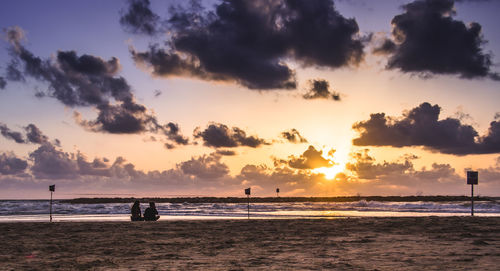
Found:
1,200 -> 499,222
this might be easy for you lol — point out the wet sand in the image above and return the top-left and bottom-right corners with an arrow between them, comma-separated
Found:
0,217 -> 499,270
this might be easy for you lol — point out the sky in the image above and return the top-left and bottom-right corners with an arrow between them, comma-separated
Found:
1,0 -> 500,199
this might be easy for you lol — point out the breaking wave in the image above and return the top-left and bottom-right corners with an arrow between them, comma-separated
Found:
1,200 -> 499,217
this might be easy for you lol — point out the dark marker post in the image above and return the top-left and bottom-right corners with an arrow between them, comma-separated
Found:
276,188 -> 280,198
49,184 -> 55,222
245,188 -> 251,219
466,171 -> 478,216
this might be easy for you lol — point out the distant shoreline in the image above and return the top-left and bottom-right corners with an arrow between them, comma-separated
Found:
52,195 -> 500,204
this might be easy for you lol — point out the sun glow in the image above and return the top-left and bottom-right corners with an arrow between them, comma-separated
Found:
313,164 -> 346,180
311,145 -> 350,180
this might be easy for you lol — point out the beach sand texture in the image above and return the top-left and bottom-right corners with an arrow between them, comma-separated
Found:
0,217 -> 499,270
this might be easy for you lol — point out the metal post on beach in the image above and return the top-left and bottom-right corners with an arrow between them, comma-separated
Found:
50,191 -> 52,222
49,184 -> 55,222
466,171 -> 478,217
245,188 -> 251,219
471,183 -> 474,216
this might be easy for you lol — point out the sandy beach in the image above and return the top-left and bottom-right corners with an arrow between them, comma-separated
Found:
0,217 -> 499,270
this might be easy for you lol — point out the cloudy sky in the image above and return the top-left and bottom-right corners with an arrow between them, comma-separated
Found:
1,0 -> 500,199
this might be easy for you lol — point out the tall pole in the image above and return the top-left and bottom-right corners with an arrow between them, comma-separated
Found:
50,190 -> 53,222
471,184 -> 474,217
247,194 -> 250,219
467,171 -> 478,217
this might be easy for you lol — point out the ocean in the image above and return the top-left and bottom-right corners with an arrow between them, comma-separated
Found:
1,200 -> 499,222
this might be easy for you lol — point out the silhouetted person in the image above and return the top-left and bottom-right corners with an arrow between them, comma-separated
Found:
131,200 -> 143,221
143,202 -> 160,221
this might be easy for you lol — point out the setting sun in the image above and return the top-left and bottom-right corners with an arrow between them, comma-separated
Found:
313,163 -> 346,180
311,146 -> 349,180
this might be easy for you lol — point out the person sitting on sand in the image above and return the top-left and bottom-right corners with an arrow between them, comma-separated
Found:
143,202 -> 160,221
130,200 -> 143,221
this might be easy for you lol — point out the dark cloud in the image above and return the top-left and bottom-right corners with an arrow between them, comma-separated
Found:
130,45 -> 213,80
179,153 -> 229,179
353,102 -> 500,155
24,124 -> 48,144
76,153 -> 113,177
303,79 -> 340,100
0,152 -> 28,175
282,0 -> 364,66
161,122 -> 190,145
345,149 -> 412,179
5,26 -> 152,134
144,135 -> 157,142
53,139 -> 62,147
4,26 -> 189,148
216,149 -> 237,156
147,121 -> 189,149
494,112 -> 500,121
164,143 -> 175,149
0,77 -> 6,89
28,143 -> 137,179
281,129 -> 308,143
194,123 -> 267,148
28,142 -> 112,179
0,122 -> 52,145
29,143 -> 80,179
372,39 -> 396,55
120,0 -> 160,35
74,103 -> 152,134
277,145 -> 333,169
153,89 -> 162,97
379,0 -> 498,79
6,60 -> 24,81
75,110 -> 190,147
131,0 -> 365,90
0,123 -> 25,143
28,51 -> 132,107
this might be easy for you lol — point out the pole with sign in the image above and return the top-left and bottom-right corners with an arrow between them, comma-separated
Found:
276,188 -> 280,198
49,184 -> 55,222
466,171 -> 478,216
245,188 -> 251,219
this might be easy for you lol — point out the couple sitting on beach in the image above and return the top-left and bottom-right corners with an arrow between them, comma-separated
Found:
131,201 -> 160,221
